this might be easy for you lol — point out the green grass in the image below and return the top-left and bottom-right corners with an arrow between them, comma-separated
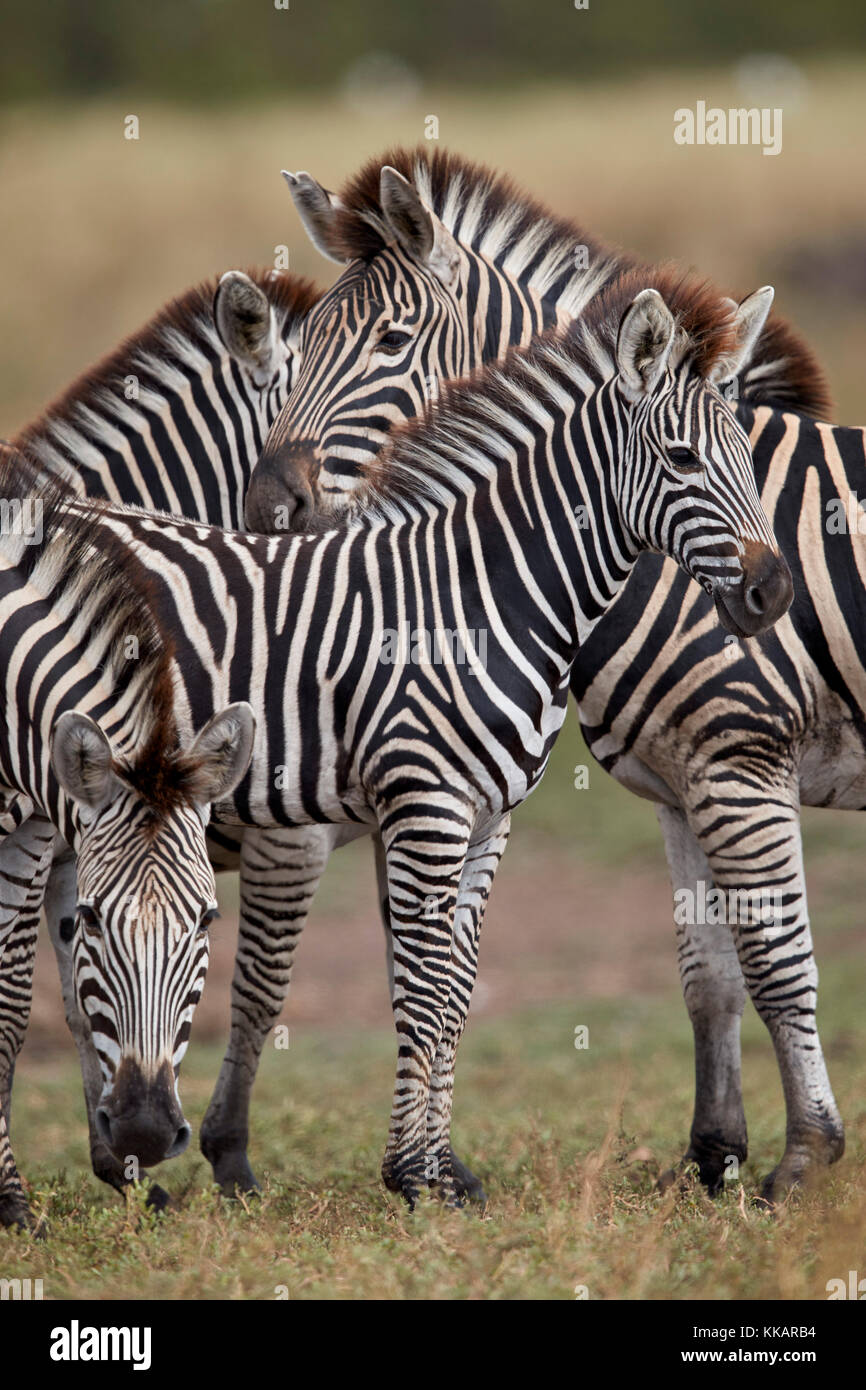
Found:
8,964 -> 866,1301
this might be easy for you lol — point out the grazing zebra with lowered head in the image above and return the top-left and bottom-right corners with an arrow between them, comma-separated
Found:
9,267 -> 377,1206
5,269 -> 791,1209
0,449 -> 254,1231
246,147 -> 841,1199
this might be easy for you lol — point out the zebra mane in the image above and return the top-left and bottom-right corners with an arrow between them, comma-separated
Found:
14,269 -> 320,478
330,144 -> 621,318
330,145 -> 832,419
0,445 -> 212,819
734,310 -> 831,418
358,266 -> 747,515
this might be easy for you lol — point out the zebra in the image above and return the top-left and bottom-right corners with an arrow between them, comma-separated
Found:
10,267 -> 357,1206
245,146 -> 819,529
0,448 -> 254,1230
3,268 -> 792,1209
245,148 -> 841,1199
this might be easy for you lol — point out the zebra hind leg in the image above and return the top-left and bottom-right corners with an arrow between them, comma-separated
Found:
373,833 -> 487,1206
688,786 -> 844,1202
199,826 -> 332,1196
655,804 -> 749,1195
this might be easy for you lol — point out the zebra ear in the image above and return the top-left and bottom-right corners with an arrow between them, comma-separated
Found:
50,712 -> 121,811
709,286 -> 775,386
184,702 -> 256,805
214,272 -> 280,384
615,289 -> 677,402
283,171 -> 350,265
379,166 -> 460,290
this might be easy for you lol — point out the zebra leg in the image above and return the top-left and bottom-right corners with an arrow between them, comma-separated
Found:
685,785 -> 844,1201
373,831 -> 488,1204
426,814 -> 511,1207
0,817 -> 57,1231
200,825 -> 333,1196
655,804 -> 748,1195
379,803 -> 474,1209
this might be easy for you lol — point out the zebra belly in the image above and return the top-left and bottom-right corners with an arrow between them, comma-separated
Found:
798,715 -> 866,810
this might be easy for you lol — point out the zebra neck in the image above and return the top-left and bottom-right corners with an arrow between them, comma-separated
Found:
0,559 -> 171,845
17,332 -> 277,531
510,380 -> 637,650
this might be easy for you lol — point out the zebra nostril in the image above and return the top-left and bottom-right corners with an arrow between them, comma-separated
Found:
168,1123 -> 191,1159
745,584 -> 765,616
95,1106 -> 113,1148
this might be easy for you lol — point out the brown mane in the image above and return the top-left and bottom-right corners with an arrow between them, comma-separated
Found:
0,444 -> 216,819
330,144 -> 616,272
326,145 -> 832,418
581,263 -> 740,380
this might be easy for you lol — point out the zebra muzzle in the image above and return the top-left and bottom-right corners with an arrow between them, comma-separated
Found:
244,440 -> 317,534
95,1057 -> 191,1169
713,542 -> 794,639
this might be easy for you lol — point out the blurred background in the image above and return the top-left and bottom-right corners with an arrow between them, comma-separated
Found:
4,4 -> 866,1259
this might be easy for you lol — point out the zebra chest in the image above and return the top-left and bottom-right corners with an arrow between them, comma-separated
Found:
358,667 -> 571,816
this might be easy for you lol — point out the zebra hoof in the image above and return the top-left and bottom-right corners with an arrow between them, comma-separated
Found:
212,1155 -> 261,1199
657,1152 -> 728,1197
380,1155 -> 422,1210
450,1150 -> 487,1208
145,1183 -> 172,1213
760,1126 -> 845,1205
0,1192 -> 38,1234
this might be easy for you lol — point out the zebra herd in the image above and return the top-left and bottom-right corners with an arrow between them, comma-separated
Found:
0,146 -> 861,1232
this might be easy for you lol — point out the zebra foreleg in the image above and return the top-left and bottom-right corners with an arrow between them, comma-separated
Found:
685,784 -> 844,1202
655,804 -> 749,1195
379,802 -> 474,1209
0,816 -> 56,1232
373,831 -> 489,1205
426,814 -> 511,1207
200,825 -> 333,1196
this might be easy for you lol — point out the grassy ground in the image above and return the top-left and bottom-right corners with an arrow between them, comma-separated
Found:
9,970 -> 866,1301
13,697 -> 866,1301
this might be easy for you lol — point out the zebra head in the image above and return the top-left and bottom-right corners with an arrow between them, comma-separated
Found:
610,284 -> 793,635
244,166 -> 475,532
49,703 -> 255,1171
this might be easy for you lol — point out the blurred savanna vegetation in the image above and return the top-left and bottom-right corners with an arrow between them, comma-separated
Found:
2,2 -> 866,1299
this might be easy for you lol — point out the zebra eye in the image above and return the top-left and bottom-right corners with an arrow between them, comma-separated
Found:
667,445 -> 702,471
77,903 -> 99,931
198,906 -> 219,934
378,329 -> 412,354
